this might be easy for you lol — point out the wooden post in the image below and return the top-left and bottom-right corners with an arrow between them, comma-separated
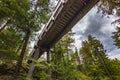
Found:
47,49 -> 50,63
46,49 -> 51,80
28,47 -> 40,79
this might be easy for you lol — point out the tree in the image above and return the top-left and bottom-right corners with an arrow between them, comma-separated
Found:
98,0 -> 120,17
0,0 -> 50,76
50,32 -> 75,79
80,35 -> 113,80
88,35 -> 113,80
14,0 -> 50,76
49,32 -> 91,80
0,28 -> 22,61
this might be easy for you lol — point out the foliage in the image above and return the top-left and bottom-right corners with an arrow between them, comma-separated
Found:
1,0 -> 120,80
98,0 -> 120,16
0,0 -> 50,77
98,0 -> 120,48
0,28 -> 22,61
49,32 -> 90,80
98,0 -> 120,29
0,61 -> 29,80
0,28 -> 22,50
106,59 -> 120,80
79,35 -> 120,80
80,35 -> 112,80
112,27 -> 120,48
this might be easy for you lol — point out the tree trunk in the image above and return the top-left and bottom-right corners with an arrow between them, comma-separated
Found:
96,50 -> 113,80
47,50 -> 50,63
14,29 -> 31,77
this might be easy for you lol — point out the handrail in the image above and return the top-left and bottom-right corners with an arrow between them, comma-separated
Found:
38,0 -> 67,41
34,0 -> 66,49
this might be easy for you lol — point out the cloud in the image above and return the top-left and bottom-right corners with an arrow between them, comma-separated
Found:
72,7 -> 117,52
108,49 -> 120,60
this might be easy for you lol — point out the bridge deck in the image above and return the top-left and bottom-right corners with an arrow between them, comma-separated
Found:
31,0 -> 100,57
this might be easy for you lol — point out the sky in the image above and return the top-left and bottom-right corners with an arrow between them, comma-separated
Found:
72,6 -> 120,59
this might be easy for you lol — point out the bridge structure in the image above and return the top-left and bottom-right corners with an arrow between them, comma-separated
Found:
30,0 -> 100,60
28,0 -> 100,78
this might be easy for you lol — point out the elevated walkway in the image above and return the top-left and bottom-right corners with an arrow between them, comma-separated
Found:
30,0 -> 100,58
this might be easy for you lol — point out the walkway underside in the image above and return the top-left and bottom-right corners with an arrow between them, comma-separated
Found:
30,0 -> 100,58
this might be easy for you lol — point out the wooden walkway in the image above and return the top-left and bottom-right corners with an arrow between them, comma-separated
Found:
30,0 -> 100,59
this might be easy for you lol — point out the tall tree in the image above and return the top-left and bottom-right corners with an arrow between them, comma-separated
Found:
50,32 -> 91,80
0,0 -> 50,76
88,35 -> 113,80
14,0 -> 50,76
80,35 -> 113,80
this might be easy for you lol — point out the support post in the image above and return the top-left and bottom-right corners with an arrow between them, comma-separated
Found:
46,49 -> 51,80
28,47 -> 40,79
47,49 -> 50,63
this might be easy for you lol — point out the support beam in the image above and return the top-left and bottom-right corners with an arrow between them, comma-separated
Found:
28,47 -> 40,78
47,50 -> 50,63
46,49 -> 51,80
